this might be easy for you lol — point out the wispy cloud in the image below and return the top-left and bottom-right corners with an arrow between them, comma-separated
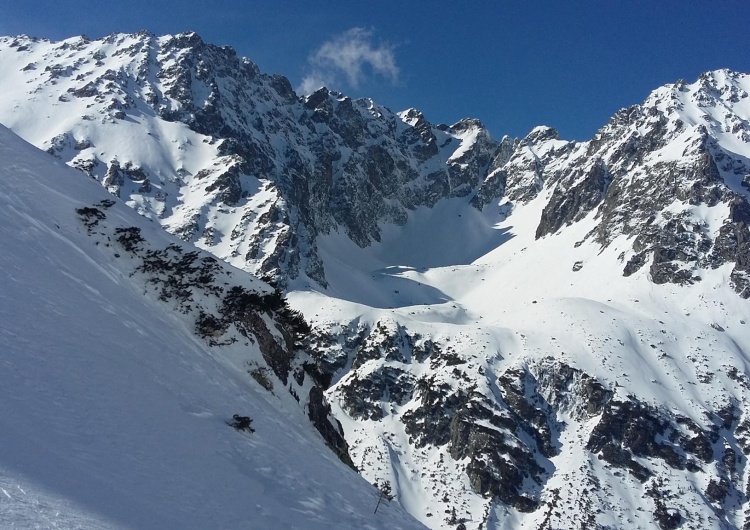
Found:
298,28 -> 399,94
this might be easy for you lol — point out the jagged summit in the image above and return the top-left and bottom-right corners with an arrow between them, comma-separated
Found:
522,125 -> 560,143
3,32 -> 746,294
0,31 -> 507,288
2,31 -> 750,530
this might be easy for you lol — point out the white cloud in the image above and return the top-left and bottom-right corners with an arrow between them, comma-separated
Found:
298,28 -> 399,94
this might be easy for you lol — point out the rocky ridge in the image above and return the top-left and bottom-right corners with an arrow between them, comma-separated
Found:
1,35 -> 748,296
307,311 -> 750,529
0,32 -> 508,288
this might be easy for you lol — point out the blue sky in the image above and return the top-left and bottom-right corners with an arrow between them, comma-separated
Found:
1,1 -> 749,140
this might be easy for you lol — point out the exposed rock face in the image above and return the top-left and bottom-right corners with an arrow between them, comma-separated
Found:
500,126 -> 574,203
447,396 -> 546,513
74,199 -> 353,467
338,367 -> 415,421
470,135 -> 517,210
0,33 -> 505,288
320,323 -> 592,514
307,385 -> 355,469
530,359 -> 613,418
510,72 -> 750,297
587,400 -> 706,482
322,317 -> 750,529
3,36 -> 750,296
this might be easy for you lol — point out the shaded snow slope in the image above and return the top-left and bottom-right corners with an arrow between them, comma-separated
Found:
0,124 -> 424,530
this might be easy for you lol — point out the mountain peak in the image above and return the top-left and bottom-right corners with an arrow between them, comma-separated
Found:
449,117 -> 486,134
522,125 -> 560,143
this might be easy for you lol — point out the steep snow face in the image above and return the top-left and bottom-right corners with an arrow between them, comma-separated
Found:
0,124 -> 425,530
0,32 -> 503,288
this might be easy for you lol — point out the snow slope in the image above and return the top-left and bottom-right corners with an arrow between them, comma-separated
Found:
289,189 -> 750,528
285,72 -> 750,529
0,124 -> 425,530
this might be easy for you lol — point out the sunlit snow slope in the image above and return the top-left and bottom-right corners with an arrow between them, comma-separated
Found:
0,124 -> 424,530
291,192 -> 750,529
288,71 -> 750,529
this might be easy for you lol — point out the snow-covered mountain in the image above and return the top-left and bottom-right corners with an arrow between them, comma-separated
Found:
0,123 -> 424,529
2,31 -> 750,530
0,31 -> 506,289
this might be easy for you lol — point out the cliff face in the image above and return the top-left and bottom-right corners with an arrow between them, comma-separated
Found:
2,35 -> 748,296
73,188 -> 353,470
0,32 -> 507,288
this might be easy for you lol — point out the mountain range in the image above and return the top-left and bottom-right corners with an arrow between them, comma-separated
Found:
1,31 -> 750,529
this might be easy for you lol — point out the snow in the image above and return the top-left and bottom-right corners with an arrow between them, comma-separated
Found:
447,124 -> 482,164
0,124 -> 425,530
2,31 -> 750,528
290,134 -> 750,527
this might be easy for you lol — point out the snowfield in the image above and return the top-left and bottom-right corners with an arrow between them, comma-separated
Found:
288,188 -> 750,528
